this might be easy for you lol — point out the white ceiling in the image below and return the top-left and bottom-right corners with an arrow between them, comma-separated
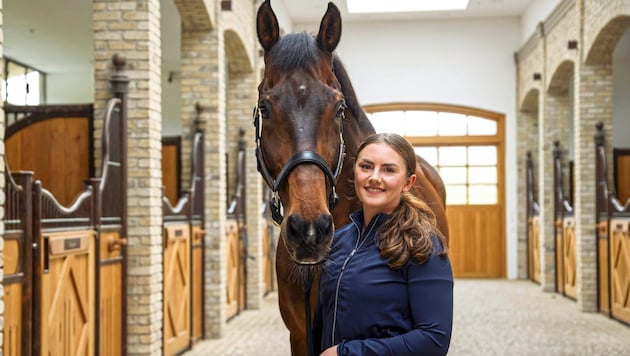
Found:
285,0 -> 532,23
3,0 -> 533,75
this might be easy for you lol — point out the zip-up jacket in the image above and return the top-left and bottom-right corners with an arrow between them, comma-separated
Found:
313,211 -> 453,355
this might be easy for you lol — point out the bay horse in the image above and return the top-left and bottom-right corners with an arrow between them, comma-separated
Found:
255,1 -> 449,355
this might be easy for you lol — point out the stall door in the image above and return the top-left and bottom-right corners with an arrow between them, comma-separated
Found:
163,224 -> 191,356
39,230 -> 95,356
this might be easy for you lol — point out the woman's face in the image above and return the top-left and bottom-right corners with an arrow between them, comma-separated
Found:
354,142 -> 416,217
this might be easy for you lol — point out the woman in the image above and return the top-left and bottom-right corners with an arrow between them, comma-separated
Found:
313,133 -> 453,356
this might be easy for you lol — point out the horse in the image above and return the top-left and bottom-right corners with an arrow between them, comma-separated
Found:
255,1 -> 449,355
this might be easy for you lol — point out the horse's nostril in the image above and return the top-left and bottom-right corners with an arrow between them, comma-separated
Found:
286,214 -> 305,244
316,214 -> 334,243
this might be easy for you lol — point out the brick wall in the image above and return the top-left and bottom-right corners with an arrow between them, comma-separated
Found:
516,0 -> 629,310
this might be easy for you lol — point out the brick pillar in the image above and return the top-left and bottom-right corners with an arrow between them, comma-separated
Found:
93,1 -> 164,353
180,26 -> 228,338
576,63 -> 612,312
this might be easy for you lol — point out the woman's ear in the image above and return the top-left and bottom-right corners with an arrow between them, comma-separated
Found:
402,174 -> 417,192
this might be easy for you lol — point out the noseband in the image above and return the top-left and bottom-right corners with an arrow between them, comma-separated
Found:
253,105 -> 345,225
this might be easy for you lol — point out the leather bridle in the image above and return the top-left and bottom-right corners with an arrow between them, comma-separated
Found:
253,104 -> 346,225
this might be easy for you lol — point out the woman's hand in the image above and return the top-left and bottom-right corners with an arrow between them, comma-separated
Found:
320,345 -> 338,356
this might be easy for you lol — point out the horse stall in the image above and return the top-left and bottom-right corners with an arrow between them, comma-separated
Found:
161,110 -> 206,356
2,63 -> 129,356
225,129 -> 247,320
526,151 -> 541,283
595,123 -> 630,324
553,141 -> 577,299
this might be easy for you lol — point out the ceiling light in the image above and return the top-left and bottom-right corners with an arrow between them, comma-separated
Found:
346,0 -> 470,14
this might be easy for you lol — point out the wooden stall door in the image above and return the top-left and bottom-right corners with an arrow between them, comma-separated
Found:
447,205 -> 504,278
163,224 -> 191,356
562,218 -> 577,299
528,217 -> 541,283
262,219 -> 274,294
610,219 -> 630,324
99,230 -> 125,356
598,219 -> 610,315
40,230 -> 95,356
226,219 -> 245,319
191,225 -> 205,342
3,235 -> 24,356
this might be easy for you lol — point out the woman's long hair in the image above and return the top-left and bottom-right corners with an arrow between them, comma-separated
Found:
355,133 -> 448,268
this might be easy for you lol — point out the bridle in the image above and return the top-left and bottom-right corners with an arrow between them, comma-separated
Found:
253,104 -> 346,226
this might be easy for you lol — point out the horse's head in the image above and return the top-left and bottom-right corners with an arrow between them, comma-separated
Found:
255,1 -> 345,265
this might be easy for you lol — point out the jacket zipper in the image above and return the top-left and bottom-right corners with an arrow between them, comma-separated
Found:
330,215 -> 380,344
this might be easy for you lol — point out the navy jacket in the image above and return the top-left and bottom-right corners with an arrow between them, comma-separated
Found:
313,211 -> 453,355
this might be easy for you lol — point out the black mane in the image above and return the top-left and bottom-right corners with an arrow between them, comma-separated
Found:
269,32 -> 320,71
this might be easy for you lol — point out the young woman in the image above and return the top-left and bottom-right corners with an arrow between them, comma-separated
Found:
313,133 -> 453,356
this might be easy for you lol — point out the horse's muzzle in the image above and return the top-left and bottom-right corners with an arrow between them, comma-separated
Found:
284,213 -> 334,264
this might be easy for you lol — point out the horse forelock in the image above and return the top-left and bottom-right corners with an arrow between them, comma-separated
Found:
269,32 -> 322,72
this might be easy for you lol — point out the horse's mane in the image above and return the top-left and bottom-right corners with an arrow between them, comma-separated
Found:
332,55 -> 375,132
269,32 -> 319,71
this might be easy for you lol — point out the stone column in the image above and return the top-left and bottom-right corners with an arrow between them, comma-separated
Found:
93,0 -> 164,353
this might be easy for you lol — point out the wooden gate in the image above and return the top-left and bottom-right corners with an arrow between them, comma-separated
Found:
163,224 -> 191,355
38,229 -> 95,356
162,119 -> 205,355
2,57 -> 129,356
553,141 -> 576,299
595,123 -> 630,324
225,130 -> 247,319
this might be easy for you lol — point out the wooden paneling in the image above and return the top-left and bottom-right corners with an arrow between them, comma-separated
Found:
3,283 -> 22,356
562,218 -> 577,299
40,230 -> 95,356
528,217 -> 541,283
262,219 -> 274,294
99,230 -> 125,356
6,117 -> 90,206
615,151 -> 630,204
610,219 -> 630,324
192,225 -> 205,342
162,142 -> 180,205
598,219 -> 610,314
163,224 -> 191,356
447,205 -> 504,278
226,219 -> 245,319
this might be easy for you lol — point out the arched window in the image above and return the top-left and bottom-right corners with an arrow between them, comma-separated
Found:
364,103 -> 504,206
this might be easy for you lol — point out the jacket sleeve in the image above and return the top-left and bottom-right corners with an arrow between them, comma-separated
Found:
337,251 -> 454,356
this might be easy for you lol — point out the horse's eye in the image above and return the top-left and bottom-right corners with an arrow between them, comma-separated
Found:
258,101 -> 270,118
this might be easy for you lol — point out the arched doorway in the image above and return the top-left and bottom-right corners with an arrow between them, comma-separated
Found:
365,103 -> 506,278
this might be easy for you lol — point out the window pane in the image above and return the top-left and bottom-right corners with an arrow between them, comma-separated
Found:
469,184 -> 497,204
370,111 -> 405,135
438,112 -> 467,136
467,116 -> 497,135
468,146 -> 496,165
439,146 -> 467,166
440,167 -> 467,184
469,167 -> 496,184
414,146 -> 437,166
446,185 -> 467,204
406,111 -> 438,136
26,71 -> 41,105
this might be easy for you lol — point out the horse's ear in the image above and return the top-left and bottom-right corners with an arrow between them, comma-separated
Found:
257,0 -> 280,52
316,2 -> 342,54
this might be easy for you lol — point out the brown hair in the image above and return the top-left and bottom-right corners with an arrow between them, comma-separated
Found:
355,133 -> 447,268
